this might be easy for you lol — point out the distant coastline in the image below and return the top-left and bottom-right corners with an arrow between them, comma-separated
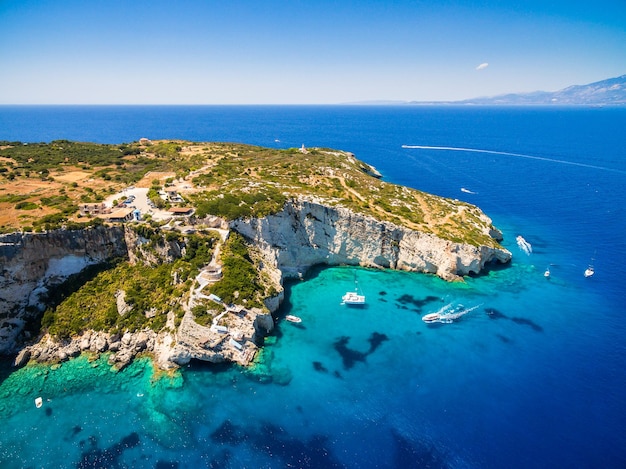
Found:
344,74 -> 626,106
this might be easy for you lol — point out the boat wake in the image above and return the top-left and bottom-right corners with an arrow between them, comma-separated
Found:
401,145 -> 626,175
516,235 -> 532,255
461,187 -> 477,194
422,303 -> 482,324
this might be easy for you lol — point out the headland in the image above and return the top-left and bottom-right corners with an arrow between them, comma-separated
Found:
0,140 -> 511,371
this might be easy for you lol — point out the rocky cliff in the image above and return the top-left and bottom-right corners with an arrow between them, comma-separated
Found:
0,226 -> 128,354
232,198 -> 511,282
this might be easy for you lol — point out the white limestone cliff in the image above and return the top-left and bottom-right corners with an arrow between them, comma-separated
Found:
232,198 -> 511,282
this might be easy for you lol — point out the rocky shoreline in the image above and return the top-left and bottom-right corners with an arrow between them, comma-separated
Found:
1,197 -> 511,372
14,329 -> 155,371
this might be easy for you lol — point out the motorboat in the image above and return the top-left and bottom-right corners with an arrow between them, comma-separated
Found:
285,315 -> 302,323
422,312 -> 440,323
422,303 -> 481,324
35,397 -> 43,408
584,266 -> 594,278
544,267 -> 551,278
516,235 -> 532,255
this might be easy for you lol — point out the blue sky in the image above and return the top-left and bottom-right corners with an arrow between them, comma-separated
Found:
1,0 -> 625,104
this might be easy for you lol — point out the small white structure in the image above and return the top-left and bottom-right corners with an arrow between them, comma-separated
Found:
208,293 -> 222,303
229,338 -> 243,350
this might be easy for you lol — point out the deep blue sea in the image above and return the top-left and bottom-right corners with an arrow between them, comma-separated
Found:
0,105 -> 625,468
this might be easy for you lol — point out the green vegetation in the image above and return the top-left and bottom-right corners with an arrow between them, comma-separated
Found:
15,201 -> 38,210
191,304 -> 215,327
194,187 -> 286,220
0,139 -> 499,246
40,231 -> 218,339
0,140 -> 123,173
208,232 -> 265,308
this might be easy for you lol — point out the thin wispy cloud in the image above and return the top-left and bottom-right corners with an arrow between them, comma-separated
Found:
476,62 -> 489,71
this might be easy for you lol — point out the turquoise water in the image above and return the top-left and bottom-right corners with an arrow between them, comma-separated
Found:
0,261 -> 619,467
1,106 -> 625,467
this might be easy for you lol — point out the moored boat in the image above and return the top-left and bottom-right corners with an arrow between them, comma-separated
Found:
285,315 -> 302,323
584,266 -> 594,278
341,291 -> 365,305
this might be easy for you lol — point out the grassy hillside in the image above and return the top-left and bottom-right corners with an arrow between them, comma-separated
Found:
0,140 -> 500,247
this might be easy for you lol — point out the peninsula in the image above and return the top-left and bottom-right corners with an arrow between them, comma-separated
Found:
0,140 -> 511,370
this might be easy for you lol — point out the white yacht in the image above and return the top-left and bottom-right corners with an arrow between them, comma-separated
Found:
285,315 -> 302,323
584,266 -> 594,278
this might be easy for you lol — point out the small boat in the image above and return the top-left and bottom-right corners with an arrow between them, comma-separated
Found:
341,291 -> 365,305
342,274 -> 366,305
585,253 -> 596,278
422,303 -> 481,324
544,267 -> 551,278
422,312 -> 440,323
285,315 -> 302,323
460,187 -> 476,194
35,397 -> 43,408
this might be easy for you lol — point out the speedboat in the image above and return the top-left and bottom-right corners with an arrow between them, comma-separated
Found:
341,291 -> 365,305
285,315 -> 302,323
35,397 -> 43,408
584,266 -> 594,278
516,235 -> 532,255
544,268 -> 551,278
422,312 -> 440,323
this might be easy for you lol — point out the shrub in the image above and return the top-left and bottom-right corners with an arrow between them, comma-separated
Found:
15,201 -> 38,210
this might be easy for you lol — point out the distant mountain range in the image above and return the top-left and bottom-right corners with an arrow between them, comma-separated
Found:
350,75 -> 626,106
450,74 -> 626,105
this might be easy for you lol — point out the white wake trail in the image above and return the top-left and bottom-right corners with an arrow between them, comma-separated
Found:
402,145 -> 626,175
438,304 -> 482,323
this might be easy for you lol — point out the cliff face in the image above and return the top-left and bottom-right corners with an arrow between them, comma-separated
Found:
0,226 -> 128,353
232,198 -> 511,281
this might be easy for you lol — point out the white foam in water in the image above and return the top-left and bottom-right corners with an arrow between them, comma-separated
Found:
516,235 -> 532,255
437,303 -> 481,323
401,144 -> 626,175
